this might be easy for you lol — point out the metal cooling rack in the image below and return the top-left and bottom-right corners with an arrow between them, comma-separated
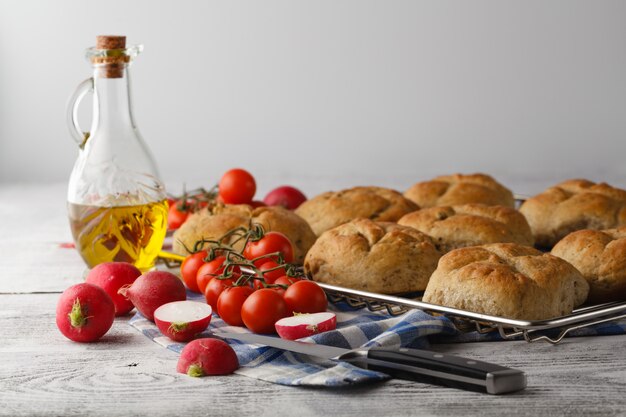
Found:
316,282 -> 626,344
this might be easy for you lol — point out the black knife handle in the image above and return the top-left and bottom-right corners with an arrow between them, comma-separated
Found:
340,348 -> 526,394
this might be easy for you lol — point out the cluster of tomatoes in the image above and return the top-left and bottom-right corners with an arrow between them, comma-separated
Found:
167,168 -> 307,231
180,229 -> 327,335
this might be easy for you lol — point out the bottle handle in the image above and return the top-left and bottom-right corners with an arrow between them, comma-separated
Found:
66,77 -> 94,148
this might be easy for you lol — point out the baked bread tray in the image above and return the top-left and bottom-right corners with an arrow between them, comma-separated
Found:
157,196 -> 626,345
157,253 -> 626,346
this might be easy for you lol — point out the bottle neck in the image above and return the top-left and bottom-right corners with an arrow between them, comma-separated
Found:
91,65 -> 136,132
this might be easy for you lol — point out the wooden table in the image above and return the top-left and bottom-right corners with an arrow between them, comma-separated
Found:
2,183 -> 625,417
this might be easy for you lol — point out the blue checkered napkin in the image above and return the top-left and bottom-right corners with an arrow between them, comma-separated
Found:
129,292 -> 458,387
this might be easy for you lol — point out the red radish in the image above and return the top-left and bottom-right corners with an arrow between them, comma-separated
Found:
263,186 -> 307,209
154,301 -> 212,342
249,200 -> 266,208
85,262 -> 141,316
56,283 -> 115,343
177,338 -> 239,377
118,270 -> 186,321
275,312 -> 337,340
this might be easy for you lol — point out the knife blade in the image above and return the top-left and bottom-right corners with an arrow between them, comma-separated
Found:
213,331 -> 526,394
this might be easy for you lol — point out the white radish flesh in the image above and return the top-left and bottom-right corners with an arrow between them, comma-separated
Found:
275,312 -> 336,340
154,301 -> 212,342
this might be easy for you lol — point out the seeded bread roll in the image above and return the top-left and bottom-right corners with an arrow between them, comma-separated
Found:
404,173 -> 515,208
398,204 -> 534,253
172,204 -> 316,263
519,179 -> 626,248
304,218 -> 441,294
295,186 -> 419,236
552,228 -> 626,303
423,243 -> 589,320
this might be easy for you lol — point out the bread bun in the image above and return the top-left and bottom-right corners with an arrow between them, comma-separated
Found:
304,218 -> 440,294
398,204 -> 534,253
404,173 -> 515,208
295,186 -> 418,236
422,243 -> 589,320
519,179 -> 626,248
172,204 -> 316,263
552,228 -> 626,303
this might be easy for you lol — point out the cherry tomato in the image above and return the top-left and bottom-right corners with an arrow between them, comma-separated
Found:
167,201 -> 189,230
180,251 -> 208,293
258,261 -> 287,283
263,186 -> 307,210
253,261 -> 287,290
274,276 -> 302,287
218,168 -> 256,204
204,276 -> 235,311
283,280 -> 327,314
217,286 -> 254,326
243,232 -> 294,265
196,256 -> 240,294
241,289 -> 289,334
270,276 -> 303,296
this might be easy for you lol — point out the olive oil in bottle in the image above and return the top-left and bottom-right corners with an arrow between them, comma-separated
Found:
66,36 -> 168,270
68,201 -> 168,271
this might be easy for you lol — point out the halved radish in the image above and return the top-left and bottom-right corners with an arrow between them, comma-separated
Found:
275,312 -> 337,340
154,301 -> 212,342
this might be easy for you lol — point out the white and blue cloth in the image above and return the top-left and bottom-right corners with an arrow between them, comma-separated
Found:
129,291 -> 626,387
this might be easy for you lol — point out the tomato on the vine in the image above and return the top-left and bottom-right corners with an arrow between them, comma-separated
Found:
243,232 -> 294,265
217,286 -> 254,326
196,256 -> 240,294
218,168 -> 256,204
241,289 -> 289,334
253,261 -> 287,290
274,275 -> 302,287
268,275 -> 301,296
204,276 -> 235,311
258,261 -> 287,283
283,280 -> 327,314
167,201 -> 189,230
180,250 -> 207,293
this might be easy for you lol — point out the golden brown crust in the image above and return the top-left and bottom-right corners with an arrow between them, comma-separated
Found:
304,219 -> 441,294
519,179 -> 626,248
172,204 -> 317,263
552,227 -> 626,303
422,243 -> 589,320
294,186 -> 419,236
404,173 -> 515,208
398,204 -> 534,253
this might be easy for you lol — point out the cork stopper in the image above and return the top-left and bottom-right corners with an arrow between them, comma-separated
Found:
91,35 -> 130,78
96,35 -> 126,50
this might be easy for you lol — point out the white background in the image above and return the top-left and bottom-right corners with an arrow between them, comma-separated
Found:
1,0 -> 625,196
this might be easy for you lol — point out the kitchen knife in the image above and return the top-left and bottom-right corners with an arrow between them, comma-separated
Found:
214,331 -> 527,394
